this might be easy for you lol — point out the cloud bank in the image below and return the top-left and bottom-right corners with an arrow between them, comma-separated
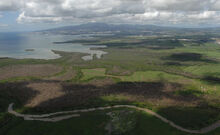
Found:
1,0 -> 220,26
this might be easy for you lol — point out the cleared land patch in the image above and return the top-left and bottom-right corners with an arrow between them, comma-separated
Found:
183,64 -> 220,78
106,66 -> 132,76
47,67 -> 76,81
0,64 -> 63,81
26,82 -> 65,107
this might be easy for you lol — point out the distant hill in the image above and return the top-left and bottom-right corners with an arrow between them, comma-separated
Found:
44,23 -> 162,31
41,23 -> 175,34
41,22 -> 220,36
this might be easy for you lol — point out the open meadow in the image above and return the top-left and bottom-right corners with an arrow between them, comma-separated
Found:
1,34 -> 220,135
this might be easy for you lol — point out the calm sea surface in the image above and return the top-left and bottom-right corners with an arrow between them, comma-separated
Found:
0,32 -> 107,60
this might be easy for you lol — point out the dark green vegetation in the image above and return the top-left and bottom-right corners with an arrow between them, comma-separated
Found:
0,109 -> 193,135
1,31 -> 220,135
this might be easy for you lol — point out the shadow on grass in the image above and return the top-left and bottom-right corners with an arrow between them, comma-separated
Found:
174,89 -> 204,97
164,53 -> 217,63
157,106 -> 220,130
0,82 -> 39,134
32,80 -> 220,130
163,62 -> 183,66
31,81 -> 203,112
1,80 -> 219,130
0,82 -> 39,111
146,46 -> 175,50
202,76 -> 220,84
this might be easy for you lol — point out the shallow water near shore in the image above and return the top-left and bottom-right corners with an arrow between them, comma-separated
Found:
0,32 -> 107,60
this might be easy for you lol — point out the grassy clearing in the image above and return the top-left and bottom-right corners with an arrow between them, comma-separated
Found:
82,68 -> 219,95
120,71 -> 185,82
1,37 -> 220,134
81,68 -> 106,81
79,68 -> 220,129
183,64 -> 220,77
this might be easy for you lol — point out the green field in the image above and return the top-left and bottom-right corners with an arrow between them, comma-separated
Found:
1,35 -> 220,135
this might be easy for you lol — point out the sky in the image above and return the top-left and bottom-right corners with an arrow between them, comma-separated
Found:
1,0 -> 220,32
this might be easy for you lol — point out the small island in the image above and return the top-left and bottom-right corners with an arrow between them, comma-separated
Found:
25,49 -> 35,52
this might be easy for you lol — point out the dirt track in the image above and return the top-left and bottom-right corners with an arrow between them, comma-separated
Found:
8,103 -> 220,134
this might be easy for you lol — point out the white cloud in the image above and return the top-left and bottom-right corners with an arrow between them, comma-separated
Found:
145,0 -> 210,11
187,11 -> 217,19
1,0 -> 220,26
0,0 -> 24,11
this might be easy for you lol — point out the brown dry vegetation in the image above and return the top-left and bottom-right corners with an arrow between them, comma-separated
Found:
107,66 -> 132,76
0,64 -> 63,80
25,82 -> 65,107
86,77 -> 115,87
2,75 -> 220,130
47,67 -> 76,81
0,80 -> 206,111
